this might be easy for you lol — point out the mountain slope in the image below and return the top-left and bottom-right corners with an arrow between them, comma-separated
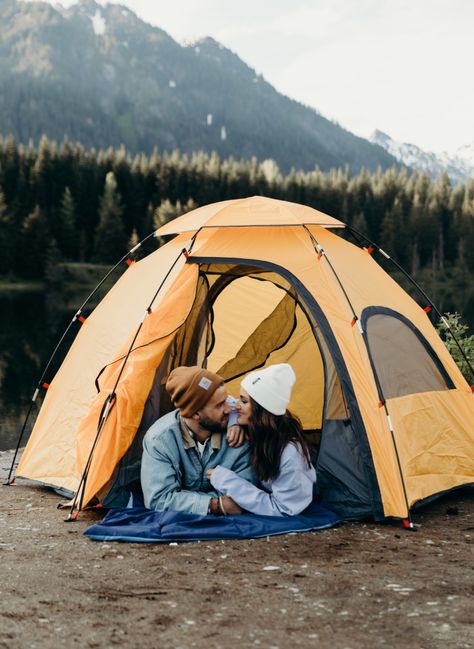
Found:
0,0 -> 398,172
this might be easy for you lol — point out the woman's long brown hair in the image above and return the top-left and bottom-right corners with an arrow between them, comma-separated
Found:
247,397 -> 312,482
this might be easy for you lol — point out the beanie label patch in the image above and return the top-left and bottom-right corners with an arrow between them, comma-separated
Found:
198,377 -> 212,390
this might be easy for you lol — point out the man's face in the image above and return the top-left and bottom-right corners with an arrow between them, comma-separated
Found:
196,384 -> 230,433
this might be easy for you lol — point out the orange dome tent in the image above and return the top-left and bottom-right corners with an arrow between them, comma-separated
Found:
14,196 -> 474,523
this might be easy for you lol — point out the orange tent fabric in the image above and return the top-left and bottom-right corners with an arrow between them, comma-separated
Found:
17,196 -> 474,521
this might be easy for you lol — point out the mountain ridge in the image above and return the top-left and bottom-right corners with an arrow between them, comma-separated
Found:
0,0 -> 399,172
371,130 -> 474,184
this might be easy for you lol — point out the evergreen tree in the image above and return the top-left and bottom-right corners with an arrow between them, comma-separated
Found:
44,237 -> 62,287
20,205 -> 50,278
93,172 -> 128,263
351,212 -> 369,238
58,186 -> 77,259
380,199 -> 409,266
137,202 -> 159,259
0,191 -> 15,275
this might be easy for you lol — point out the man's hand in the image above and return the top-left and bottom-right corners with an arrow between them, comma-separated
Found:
226,425 -> 246,447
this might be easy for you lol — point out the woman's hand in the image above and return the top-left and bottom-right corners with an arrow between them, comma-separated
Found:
209,495 -> 243,515
226,425 -> 246,447
220,495 -> 243,515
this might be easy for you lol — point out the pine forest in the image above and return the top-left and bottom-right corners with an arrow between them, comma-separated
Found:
0,134 -> 473,326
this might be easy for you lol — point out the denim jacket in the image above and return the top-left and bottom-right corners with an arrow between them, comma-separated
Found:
141,409 -> 255,516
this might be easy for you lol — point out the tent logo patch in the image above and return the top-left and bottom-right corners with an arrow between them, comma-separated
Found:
198,377 -> 212,390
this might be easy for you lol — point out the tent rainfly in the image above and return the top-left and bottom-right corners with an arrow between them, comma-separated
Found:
14,196 -> 474,524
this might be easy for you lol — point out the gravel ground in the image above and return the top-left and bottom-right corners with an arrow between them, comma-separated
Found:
0,449 -> 472,649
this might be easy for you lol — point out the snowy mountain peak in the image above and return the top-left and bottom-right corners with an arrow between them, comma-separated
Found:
371,130 -> 474,184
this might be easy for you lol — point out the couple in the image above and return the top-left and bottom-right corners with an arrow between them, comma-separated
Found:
141,363 -> 316,517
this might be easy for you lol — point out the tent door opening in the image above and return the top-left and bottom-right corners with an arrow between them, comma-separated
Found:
103,261 -> 379,519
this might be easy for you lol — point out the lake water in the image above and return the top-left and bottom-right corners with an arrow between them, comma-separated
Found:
1,281 -> 473,453
0,285 -> 109,452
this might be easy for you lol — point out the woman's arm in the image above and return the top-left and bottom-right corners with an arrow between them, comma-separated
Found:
210,444 -> 316,517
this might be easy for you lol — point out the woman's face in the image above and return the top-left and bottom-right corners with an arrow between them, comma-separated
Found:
236,387 -> 252,426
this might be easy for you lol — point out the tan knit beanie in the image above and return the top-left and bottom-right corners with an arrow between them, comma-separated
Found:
166,366 -> 224,417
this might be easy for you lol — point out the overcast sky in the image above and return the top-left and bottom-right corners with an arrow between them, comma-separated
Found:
28,0 -> 474,153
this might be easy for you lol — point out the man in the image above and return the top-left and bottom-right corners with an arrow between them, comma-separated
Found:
141,366 -> 254,516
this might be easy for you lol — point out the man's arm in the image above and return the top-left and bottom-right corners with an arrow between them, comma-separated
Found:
141,437 -> 214,516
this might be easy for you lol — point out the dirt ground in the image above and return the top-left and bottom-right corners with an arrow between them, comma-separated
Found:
0,450 -> 472,649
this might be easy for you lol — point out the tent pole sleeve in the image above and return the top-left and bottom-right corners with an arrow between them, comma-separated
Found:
346,225 -> 474,383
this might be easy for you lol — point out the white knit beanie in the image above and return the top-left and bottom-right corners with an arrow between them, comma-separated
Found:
241,364 -> 296,415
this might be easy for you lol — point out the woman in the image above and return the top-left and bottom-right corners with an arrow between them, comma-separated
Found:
208,363 -> 316,516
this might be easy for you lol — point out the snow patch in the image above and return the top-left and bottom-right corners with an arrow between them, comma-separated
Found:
195,46 -> 200,54
169,80 -> 176,88
90,9 -> 106,36
220,126 -> 227,141
207,113 -> 213,126
253,77 -> 259,83
122,41 -> 128,48
121,9 -> 129,16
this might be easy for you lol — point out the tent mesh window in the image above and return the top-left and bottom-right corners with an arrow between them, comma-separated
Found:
364,313 -> 452,399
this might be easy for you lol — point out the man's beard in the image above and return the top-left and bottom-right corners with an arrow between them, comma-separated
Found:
198,414 -> 227,434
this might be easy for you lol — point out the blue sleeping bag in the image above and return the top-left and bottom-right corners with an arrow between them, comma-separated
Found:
84,501 -> 341,543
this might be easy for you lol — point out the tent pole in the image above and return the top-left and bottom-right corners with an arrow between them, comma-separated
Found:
345,225 -> 474,383
66,394 -> 116,521
4,231 -> 159,487
381,404 -> 415,530
65,241 -> 195,520
303,225 -> 414,526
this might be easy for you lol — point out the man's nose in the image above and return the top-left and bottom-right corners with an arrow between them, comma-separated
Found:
223,403 -> 231,414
